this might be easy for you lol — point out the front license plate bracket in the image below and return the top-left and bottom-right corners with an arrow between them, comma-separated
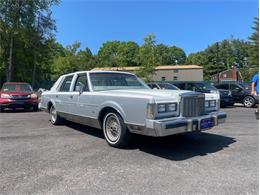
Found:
200,118 -> 214,130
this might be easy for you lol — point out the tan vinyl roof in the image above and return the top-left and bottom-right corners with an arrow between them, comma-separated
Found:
92,65 -> 202,71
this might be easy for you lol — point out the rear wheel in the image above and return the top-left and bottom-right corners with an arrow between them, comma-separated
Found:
243,96 -> 255,108
0,106 -> 4,112
103,112 -> 131,148
50,105 -> 63,125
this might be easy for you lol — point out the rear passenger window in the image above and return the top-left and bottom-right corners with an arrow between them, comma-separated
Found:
59,75 -> 73,92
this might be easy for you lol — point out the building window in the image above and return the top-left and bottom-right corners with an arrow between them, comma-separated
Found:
173,76 -> 178,81
173,69 -> 179,73
161,77 -> 166,81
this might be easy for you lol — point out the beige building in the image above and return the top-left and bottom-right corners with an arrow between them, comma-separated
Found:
92,65 -> 203,81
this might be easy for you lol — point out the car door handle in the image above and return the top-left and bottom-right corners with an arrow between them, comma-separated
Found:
70,95 -> 73,99
56,95 -> 59,98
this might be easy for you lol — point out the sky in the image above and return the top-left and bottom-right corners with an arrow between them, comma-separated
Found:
52,0 -> 258,55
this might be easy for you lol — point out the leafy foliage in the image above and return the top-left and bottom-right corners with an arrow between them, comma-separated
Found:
0,0 -> 60,86
248,17 -> 259,79
137,34 -> 157,81
97,41 -> 139,67
186,17 -> 259,81
51,42 -> 95,80
155,44 -> 186,65
186,39 -> 251,81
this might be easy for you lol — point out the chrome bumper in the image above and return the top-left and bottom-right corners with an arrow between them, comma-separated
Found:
128,111 -> 227,137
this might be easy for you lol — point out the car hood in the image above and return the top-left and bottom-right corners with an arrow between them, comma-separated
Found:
0,91 -> 33,96
96,89 -> 218,102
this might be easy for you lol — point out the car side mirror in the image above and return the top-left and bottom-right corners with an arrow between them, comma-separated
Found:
79,87 -> 84,95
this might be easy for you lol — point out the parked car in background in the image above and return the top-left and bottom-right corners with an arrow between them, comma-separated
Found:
40,71 -> 226,148
147,82 -> 180,90
0,82 -> 38,112
174,81 -> 234,107
214,83 -> 259,108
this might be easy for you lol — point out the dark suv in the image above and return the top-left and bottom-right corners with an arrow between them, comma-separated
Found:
147,82 -> 180,90
214,83 -> 259,108
174,81 -> 234,107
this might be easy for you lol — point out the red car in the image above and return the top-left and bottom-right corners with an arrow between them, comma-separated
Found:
0,82 -> 38,112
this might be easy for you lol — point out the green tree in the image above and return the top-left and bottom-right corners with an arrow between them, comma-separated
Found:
248,17 -> 259,79
0,0 -> 59,85
154,44 -> 170,65
97,41 -> 139,67
117,41 -> 139,66
186,51 -> 208,65
77,47 -> 96,71
137,34 -> 157,81
51,42 -> 95,80
97,41 -> 121,67
168,46 -> 186,64
155,44 -> 186,65
186,38 -> 251,80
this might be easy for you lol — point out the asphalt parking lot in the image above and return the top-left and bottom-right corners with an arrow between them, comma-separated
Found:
0,106 -> 258,194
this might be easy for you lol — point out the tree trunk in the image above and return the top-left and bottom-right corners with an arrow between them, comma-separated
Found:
32,49 -> 36,88
7,35 -> 14,82
32,16 -> 40,88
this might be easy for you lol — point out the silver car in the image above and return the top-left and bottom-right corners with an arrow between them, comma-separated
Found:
40,71 -> 227,148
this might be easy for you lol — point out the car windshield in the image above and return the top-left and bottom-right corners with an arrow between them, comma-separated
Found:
194,82 -> 217,91
90,73 -> 149,91
1,83 -> 33,92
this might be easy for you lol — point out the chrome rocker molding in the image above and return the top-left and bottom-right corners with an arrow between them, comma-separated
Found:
58,111 -> 101,129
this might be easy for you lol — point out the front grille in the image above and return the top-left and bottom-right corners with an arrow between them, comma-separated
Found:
181,94 -> 205,117
10,95 -> 30,100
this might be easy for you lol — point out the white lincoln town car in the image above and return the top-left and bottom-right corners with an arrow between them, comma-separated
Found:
40,71 -> 227,148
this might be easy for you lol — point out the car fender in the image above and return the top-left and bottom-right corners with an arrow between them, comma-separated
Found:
98,101 -> 126,121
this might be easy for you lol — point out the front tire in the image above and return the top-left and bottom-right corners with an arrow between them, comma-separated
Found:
243,96 -> 255,108
50,105 -> 63,125
103,112 -> 131,148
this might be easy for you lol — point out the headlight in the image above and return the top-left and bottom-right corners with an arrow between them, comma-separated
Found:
147,103 -> 156,119
228,91 -> 232,96
210,90 -> 219,95
0,93 -> 11,98
30,93 -> 38,99
158,103 -> 177,113
210,100 -> 216,107
158,104 -> 166,113
205,100 -> 216,108
167,103 -> 177,112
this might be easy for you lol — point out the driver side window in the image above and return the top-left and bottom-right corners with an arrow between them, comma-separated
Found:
74,74 -> 89,92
